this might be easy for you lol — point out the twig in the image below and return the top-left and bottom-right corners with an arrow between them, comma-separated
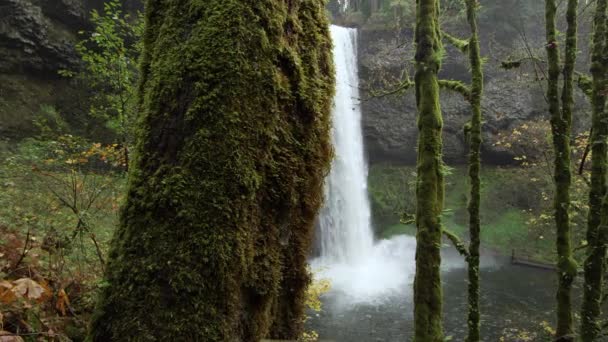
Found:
11,226 -> 31,272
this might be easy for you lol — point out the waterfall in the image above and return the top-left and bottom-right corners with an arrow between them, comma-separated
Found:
312,26 -> 418,302
317,26 -> 374,264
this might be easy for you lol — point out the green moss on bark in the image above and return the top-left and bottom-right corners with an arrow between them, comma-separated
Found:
581,0 -> 608,340
464,1 -> 483,341
413,0 -> 444,341
87,1 -> 334,341
545,0 -> 578,340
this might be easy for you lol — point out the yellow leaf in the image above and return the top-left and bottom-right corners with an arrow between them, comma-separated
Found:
56,289 -> 70,316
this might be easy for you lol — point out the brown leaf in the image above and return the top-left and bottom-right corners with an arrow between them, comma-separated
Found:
0,282 -> 15,304
11,278 -> 45,300
0,331 -> 24,342
55,289 -> 70,316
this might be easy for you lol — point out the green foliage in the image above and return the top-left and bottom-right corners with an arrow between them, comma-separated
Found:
368,164 -> 415,229
32,105 -> 69,139
367,165 -> 589,262
61,0 -> 143,147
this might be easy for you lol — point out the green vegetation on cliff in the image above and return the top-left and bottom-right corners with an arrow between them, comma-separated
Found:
369,164 -> 588,263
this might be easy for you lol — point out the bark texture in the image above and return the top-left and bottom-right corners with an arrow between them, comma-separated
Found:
413,0 -> 444,341
581,0 -> 608,340
545,0 -> 578,340
464,0 -> 483,340
87,1 -> 334,341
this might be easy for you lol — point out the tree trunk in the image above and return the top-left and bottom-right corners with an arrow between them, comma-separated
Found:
545,0 -> 578,340
464,0 -> 483,341
581,0 -> 608,340
413,0 -> 444,341
88,1 -> 334,341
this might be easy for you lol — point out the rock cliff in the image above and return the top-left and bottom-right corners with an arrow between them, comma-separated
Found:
0,0 -> 140,138
1,1 -> 593,166
357,19 -> 590,165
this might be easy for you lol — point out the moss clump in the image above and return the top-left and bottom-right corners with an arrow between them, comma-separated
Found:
87,1 -> 334,341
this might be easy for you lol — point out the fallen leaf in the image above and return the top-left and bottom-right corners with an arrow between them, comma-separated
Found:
0,331 -> 24,342
0,282 -> 15,304
55,289 -> 70,316
11,278 -> 45,300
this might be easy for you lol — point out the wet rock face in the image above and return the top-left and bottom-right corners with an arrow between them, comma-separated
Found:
0,0 -> 85,75
0,0 -> 143,139
0,0 -> 142,75
358,26 -> 589,166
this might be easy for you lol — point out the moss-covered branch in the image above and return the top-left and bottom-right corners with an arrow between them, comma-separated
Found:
576,72 -> 593,98
441,30 -> 469,54
364,78 -> 470,101
500,56 -> 546,70
443,229 -> 469,258
362,79 -> 415,100
438,79 -> 471,100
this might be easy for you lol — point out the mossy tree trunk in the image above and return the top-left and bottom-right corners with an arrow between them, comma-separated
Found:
413,0 -> 444,341
581,0 -> 608,340
87,1 -> 334,341
545,0 -> 578,340
464,0 -> 482,341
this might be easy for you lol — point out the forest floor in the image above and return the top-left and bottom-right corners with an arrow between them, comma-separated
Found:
0,137 -> 124,340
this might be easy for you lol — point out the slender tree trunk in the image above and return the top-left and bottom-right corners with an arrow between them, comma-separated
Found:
464,1 -> 483,341
545,0 -> 579,340
87,1 -> 334,341
581,0 -> 608,340
413,0 -> 444,341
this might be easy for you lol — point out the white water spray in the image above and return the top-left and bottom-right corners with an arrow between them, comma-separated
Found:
312,26 -> 418,303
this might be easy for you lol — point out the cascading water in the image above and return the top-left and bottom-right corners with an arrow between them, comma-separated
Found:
309,26 -> 496,340
312,26 -> 418,303
317,26 -> 374,264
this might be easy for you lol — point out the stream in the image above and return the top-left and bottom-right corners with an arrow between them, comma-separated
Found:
308,251 -> 567,341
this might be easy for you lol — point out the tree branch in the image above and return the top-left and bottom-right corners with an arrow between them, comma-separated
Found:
443,229 -> 470,258
361,79 -> 415,101
439,79 -> 471,100
576,71 -> 593,98
441,30 -> 469,54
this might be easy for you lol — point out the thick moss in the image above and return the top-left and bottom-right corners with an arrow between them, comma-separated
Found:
413,0 -> 444,341
581,0 -> 608,340
87,1 -> 334,341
